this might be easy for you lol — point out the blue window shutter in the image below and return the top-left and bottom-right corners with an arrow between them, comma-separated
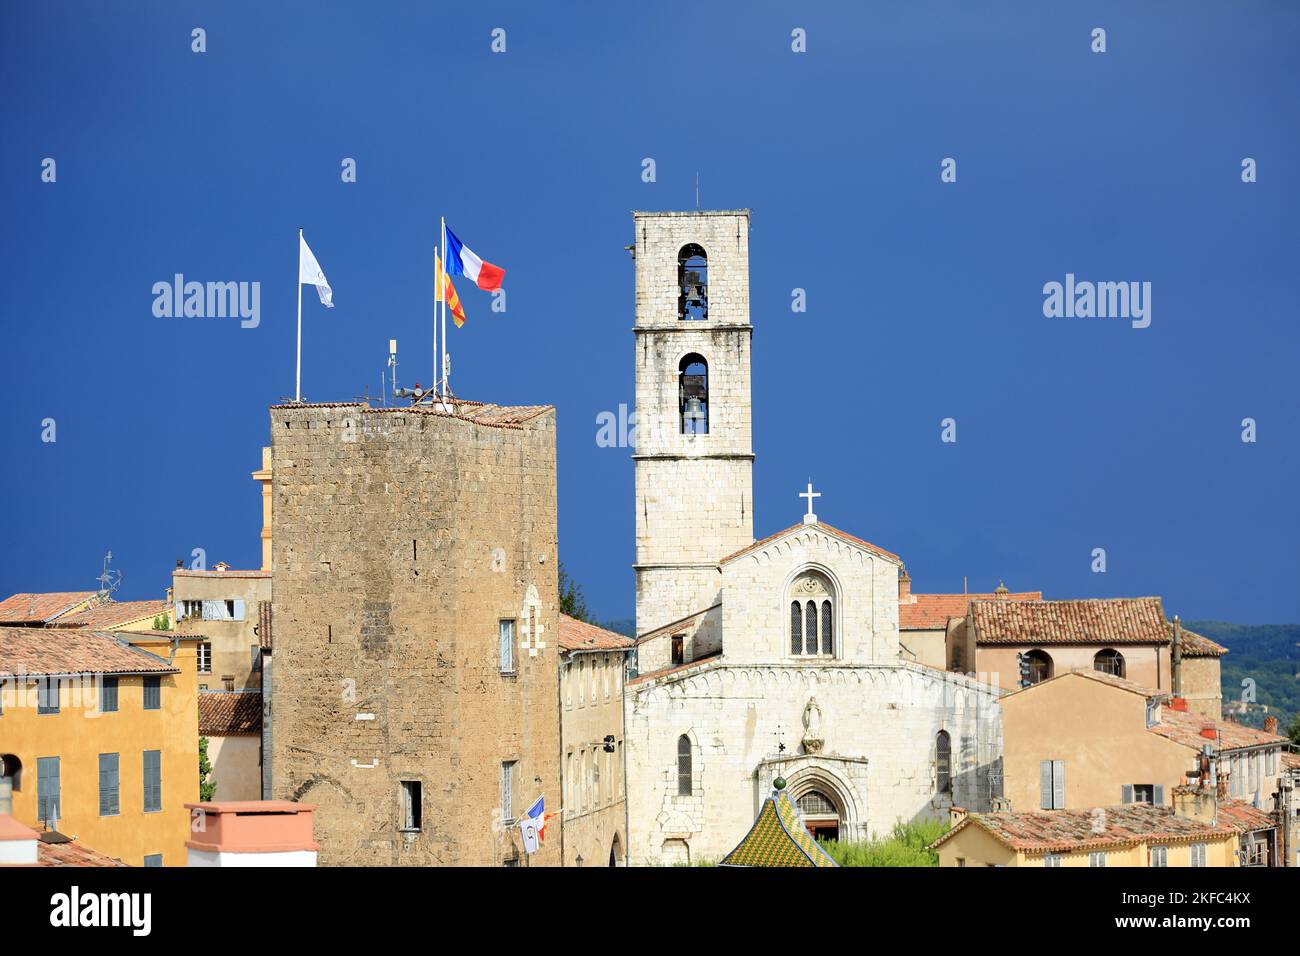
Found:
1152,784 -> 1165,806
1122,784 -> 1134,804
1052,760 -> 1066,809
233,599 -> 246,620
1039,761 -> 1053,809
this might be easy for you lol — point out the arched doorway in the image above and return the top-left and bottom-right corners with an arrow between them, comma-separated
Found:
796,789 -> 840,842
609,833 -> 624,867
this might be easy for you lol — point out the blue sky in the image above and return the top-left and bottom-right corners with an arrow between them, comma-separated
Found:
2,2 -> 1297,625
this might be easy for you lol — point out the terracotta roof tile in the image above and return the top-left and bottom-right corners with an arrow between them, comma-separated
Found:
557,615 -> 634,652
901,591 -> 1043,629
1149,709 -> 1288,753
198,692 -> 262,736
0,626 -> 178,678
1281,751 -> 1300,773
0,592 -> 99,625
1215,799 -> 1277,833
1176,626 -> 1228,658
36,835 -> 128,867
627,651 -> 723,686
258,601 -> 273,650
52,600 -> 170,630
720,522 -> 901,566
971,597 -> 1169,646
933,804 -> 1235,853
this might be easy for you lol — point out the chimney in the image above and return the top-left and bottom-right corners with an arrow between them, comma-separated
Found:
898,570 -> 912,603
994,582 -> 1009,599
1200,723 -> 1218,741
1264,716 -> 1279,735
1169,697 -> 1188,712
949,806 -> 968,827
0,815 -> 40,866
185,801 -> 318,867
1171,615 -> 1182,695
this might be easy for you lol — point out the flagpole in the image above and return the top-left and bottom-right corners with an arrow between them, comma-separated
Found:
295,227 -> 303,402
436,239 -> 441,403
440,216 -> 448,399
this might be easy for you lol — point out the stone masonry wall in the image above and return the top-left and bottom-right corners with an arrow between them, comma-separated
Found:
270,403 -> 561,866
625,662 -> 1003,864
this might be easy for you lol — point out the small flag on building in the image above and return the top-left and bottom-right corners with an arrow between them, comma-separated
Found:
436,254 -> 467,327
444,225 -> 505,291
299,232 -> 334,307
518,795 -> 546,854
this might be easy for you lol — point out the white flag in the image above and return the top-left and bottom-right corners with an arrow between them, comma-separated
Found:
519,815 -> 542,854
299,233 -> 334,308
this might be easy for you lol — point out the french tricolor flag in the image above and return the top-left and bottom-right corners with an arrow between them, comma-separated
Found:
445,225 -> 505,291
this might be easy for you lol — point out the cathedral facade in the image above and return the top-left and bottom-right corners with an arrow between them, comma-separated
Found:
623,211 -> 1003,865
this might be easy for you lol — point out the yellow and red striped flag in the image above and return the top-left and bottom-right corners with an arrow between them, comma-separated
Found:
435,254 -> 467,327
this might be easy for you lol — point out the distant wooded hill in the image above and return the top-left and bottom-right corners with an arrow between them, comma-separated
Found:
1185,621 -> 1300,731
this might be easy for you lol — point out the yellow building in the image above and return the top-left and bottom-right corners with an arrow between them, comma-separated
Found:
932,803 -> 1239,867
558,615 -> 633,866
1000,668 -> 1289,814
0,626 -> 199,866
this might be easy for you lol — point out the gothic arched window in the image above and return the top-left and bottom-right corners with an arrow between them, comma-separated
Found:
679,354 -> 709,434
1093,648 -> 1125,678
678,244 -> 708,321
788,570 -> 835,656
936,730 -> 952,794
677,735 -> 692,796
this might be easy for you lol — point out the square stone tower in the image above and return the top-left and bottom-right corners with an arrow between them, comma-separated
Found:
269,400 -> 561,866
633,210 -> 755,636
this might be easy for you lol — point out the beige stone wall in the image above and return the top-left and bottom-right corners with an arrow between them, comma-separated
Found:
560,650 -> 627,865
1001,674 -> 1194,811
1179,656 -> 1222,718
270,404 -> 561,866
635,605 -> 721,674
978,643 -> 1170,694
633,211 -> 754,636
901,628 -> 947,670
173,572 -> 271,690
718,525 -> 901,667
206,734 -> 261,801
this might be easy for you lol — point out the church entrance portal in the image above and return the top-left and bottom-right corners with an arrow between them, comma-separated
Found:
797,790 -> 840,843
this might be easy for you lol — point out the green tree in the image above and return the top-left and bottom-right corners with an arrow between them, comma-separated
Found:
198,735 -> 217,801
559,563 -> 591,623
1287,714 -> 1300,748
152,614 -> 171,631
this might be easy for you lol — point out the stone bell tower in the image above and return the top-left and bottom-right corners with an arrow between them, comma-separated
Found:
632,210 -> 754,636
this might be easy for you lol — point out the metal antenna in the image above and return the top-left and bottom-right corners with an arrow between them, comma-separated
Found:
695,172 -> 700,209
95,551 -> 121,600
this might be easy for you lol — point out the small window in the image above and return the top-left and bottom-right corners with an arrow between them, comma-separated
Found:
671,635 -> 684,667
37,756 -> 60,826
143,854 -> 163,868
593,749 -> 601,804
1093,648 -> 1125,677
677,243 -> 708,321
1040,759 -> 1066,810
143,676 -> 161,711
98,753 -> 120,816
100,677 -> 119,713
197,643 -> 212,674
501,761 -> 516,823
223,677 -> 235,693
1190,842 -> 1207,867
143,750 -> 162,812
936,731 -> 952,794
38,678 -> 60,715
1044,854 -> 1062,867
1022,649 -> 1053,686
1089,851 -> 1107,867
1129,784 -> 1156,804
677,735 -> 692,796
499,620 -> 516,675
1150,845 -> 1168,867
400,780 -> 422,831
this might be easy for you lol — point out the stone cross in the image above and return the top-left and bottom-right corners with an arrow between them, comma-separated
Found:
800,481 -> 821,524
